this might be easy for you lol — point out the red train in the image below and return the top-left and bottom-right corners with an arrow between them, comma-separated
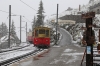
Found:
27,32 -> 33,44
27,27 -> 51,48
33,27 -> 50,48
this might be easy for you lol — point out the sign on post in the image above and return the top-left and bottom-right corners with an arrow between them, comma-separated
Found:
81,12 -> 95,66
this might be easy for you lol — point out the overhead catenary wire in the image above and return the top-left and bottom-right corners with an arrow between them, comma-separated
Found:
22,16 -> 31,22
3,16 -> 9,23
0,10 -> 9,13
20,0 -> 37,11
0,10 -> 32,23
0,6 -> 33,29
0,10 -> 18,15
0,9 -> 35,17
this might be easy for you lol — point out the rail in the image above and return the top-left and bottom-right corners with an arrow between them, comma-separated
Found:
0,44 -> 30,53
0,49 -> 43,66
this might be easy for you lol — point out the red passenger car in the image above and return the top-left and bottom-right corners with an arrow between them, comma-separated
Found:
27,32 -> 33,44
33,27 -> 50,48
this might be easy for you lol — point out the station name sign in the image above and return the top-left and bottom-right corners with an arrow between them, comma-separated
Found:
81,12 -> 95,19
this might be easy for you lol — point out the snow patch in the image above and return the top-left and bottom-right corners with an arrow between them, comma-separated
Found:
61,52 -> 84,56
0,44 -> 36,62
74,43 -> 81,47
53,45 -> 60,47
63,48 -> 74,52
66,56 -> 78,64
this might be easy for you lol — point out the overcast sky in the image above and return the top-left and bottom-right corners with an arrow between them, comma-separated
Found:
0,0 -> 89,42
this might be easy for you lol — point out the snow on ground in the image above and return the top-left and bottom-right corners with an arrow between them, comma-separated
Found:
0,34 -> 14,44
50,47 -> 84,65
0,42 -> 30,51
0,44 -> 37,62
1,0 -> 100,64
72,41 -> 77,44
50,58 -> 66,64
66,55 -> 78,64
62,48 -> 84,64
62,48 -> 83,56
63,48 -> 76,52
19,42 -> 31,47
53,45 -> 61,47
62,52 -> 84,56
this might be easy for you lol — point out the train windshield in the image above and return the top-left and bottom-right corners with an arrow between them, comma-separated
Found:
46,30 -> 49,37
39,29 -> 45,34
35,30 -> 38,37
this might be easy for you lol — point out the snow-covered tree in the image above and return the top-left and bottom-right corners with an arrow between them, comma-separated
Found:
32,16 -> 36,30
11,20 -> 16,36
0,22 -> 8,38
10,20 -> 20,43
35,0 -> 45,27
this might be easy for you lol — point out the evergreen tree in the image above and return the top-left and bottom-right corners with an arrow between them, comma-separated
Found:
32,16 -> 36,30
0,22 -> 8,38
11,20 -> 16,36
35,0 -> 45,27
11,20 -> 20,43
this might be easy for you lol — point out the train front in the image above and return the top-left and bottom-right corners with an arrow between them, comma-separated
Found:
33,27 -> 50,48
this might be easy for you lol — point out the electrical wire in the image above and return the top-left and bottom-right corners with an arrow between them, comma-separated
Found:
22,16 -> 31,22
0,9 -> 34,17
0,10 -> 9,13
0,9 -> 19,16
4,16 -> 9,23
20,0 -> 37,11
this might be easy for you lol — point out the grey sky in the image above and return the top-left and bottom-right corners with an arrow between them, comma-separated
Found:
0,0 -> 89,42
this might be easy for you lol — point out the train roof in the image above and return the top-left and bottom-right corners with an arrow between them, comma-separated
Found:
34,26 -> 50,29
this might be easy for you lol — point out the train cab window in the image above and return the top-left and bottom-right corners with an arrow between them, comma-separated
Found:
39,29 -> 45,34
35,30 -> 38,37
46,30 -> 49,37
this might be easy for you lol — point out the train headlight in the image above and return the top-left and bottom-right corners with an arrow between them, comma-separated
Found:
36,40 -> 38,41
46,40 -> 48,41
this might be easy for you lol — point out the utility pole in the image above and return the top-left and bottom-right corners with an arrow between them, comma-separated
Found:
20,15 -> 22,43
26,22 -> 27,42
9,5 -> 11,48
82,12 -> 95,66
55,4 -> 59,45
99,29 -> 100,42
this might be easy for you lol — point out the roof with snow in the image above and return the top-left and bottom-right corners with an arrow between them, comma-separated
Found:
59,15 -> 85,23
0,35 -> 15,44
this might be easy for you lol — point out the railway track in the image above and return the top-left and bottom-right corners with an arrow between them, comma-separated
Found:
0,48 -> 46,66
0,44 -> 30,53
0,35 -> 57,66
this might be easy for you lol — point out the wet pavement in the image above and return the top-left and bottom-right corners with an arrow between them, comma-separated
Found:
10,28 -> 86,66
10,44 -> 85,66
